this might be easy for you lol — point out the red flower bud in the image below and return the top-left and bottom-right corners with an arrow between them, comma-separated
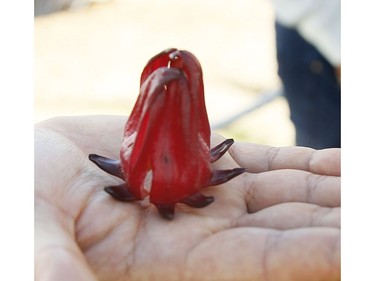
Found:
89,49 -> 246,219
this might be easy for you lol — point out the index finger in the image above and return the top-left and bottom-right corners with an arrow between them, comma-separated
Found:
229,142 -> 341,176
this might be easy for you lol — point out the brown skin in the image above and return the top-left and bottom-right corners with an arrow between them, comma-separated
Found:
336,65 -> 341,84
35,115 -> 340,281
335,64 -> 341,85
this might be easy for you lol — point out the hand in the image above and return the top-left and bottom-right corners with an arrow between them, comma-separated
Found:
35,115 -> 340,281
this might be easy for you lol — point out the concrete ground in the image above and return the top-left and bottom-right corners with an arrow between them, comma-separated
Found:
34,0 -> 295,146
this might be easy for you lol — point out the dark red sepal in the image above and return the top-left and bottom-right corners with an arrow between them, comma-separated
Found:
209,168 -> 248,186
104,184 -> 138,202
180,192 -> 214,208
210,139 -> 234,163
89,154 -> 123,179
155,203 -> 176,220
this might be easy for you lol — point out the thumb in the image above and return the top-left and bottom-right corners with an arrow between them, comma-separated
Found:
35,198 -> 97,281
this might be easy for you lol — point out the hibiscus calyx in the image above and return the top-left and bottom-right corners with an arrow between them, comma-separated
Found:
89,48 -> 246,220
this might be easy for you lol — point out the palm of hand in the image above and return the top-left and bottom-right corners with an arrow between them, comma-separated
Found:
35,116 -> 340,281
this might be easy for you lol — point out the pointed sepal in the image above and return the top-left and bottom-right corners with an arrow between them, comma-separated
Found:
104,183 -> 138,202
209,168 -> 247,186
89,154 -> 123,179
180,192 -> 214,208
210,139 -> 234,163
155,203 -> 176,220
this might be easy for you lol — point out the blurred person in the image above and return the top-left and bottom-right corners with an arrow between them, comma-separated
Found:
270,0 -> 341,149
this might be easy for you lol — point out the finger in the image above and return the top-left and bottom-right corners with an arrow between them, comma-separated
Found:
35,198 -> 97,281
243,169 -> 340,212
185,227 -> 340,281
234,202 -> 340,230
230,141 -> 341,176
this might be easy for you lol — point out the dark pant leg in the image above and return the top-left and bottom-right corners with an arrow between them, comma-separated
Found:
275,22 -> 341,149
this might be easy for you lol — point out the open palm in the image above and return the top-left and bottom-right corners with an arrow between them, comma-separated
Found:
35,115 -> 340,281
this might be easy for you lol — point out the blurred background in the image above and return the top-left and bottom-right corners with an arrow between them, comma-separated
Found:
34,0 -> 295,146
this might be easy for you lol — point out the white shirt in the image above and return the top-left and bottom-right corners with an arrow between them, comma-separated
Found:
270,0 -> 341,66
